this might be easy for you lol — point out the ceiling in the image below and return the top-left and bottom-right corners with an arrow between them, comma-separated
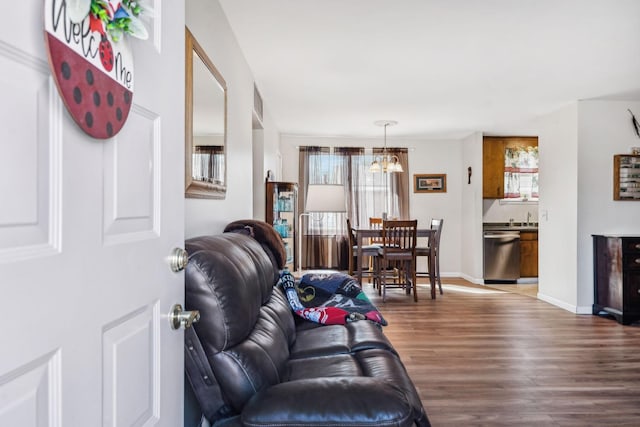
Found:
218,0 -> 640,139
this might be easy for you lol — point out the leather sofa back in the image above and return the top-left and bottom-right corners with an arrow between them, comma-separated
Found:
185,232 -> 295,413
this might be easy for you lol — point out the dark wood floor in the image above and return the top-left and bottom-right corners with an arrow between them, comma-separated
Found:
364,278 -> 640,426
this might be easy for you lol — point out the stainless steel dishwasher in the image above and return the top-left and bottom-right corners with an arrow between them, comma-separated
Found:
483,230 -> 521,282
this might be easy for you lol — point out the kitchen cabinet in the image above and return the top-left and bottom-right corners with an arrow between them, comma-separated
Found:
592,235 -> 640,325
266,181 -> 298,270
482,136 -> 538,199
613,154 -> 640,200
483,137 -> 506,198
520,231 -> 538,277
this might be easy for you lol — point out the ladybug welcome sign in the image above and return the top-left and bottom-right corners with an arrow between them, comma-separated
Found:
44,0 -> 147,139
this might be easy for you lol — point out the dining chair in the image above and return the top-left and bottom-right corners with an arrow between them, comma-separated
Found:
346,218 -> 380,285
369,216 -> 403,286
367,217 -> 386,276
369,217 -> 384,244
415,218 -> 444,295
376,219 -> 418,302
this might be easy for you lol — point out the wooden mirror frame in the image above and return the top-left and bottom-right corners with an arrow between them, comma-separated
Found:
185,27 -> 227,199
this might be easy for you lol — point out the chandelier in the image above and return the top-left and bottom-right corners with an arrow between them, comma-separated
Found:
369,120 -> 403,173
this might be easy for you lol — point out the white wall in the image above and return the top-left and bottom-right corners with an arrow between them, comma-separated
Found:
252,128 -> 265,220
535,103 -> 580,310
483,200 -> 538,224
461,132 -> 484,282
252,110 -> 281,221
530,99 -> 640,313
185,1 -> 280,237
576,100 -> 640,311
280,135 -> 465,277
409,139 -> 463,277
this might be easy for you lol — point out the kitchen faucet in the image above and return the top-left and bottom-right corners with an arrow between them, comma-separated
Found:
526,211 -> 532,226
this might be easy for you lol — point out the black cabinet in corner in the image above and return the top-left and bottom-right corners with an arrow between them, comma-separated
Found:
592,235 -> 640,325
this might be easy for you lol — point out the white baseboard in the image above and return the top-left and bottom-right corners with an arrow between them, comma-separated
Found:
537,292 -> 592,315
454,272 -> 484,285
575,305 -> 593,315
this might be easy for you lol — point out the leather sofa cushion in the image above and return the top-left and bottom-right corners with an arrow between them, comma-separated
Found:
291,320 -> 394,359
287,354 -> 362,380
241,377 -> 415,427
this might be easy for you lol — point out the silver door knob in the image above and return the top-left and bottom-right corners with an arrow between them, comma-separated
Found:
169,304 -> 200,330
169,247 -> 189,272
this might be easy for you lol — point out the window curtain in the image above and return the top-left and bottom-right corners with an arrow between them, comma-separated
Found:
193,145 -> 225,184
386,148 -> 410,219
298,146 -> 410,271
298,147 -> 347,269
354,147 -> 409,226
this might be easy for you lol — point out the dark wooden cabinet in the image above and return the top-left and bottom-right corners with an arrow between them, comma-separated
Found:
592,235 -> 640,325
520,231 -> 538,277
482,137 -> 506,198
266,181 -> 298,270
482,136 -> 538,199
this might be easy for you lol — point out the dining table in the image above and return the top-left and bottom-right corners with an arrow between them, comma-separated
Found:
352,226 -> 437,299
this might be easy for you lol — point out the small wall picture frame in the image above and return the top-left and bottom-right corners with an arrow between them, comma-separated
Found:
414,174 -> 447,193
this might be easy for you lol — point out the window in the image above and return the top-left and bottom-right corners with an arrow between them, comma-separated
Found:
298,146 -> 409,269
504,146 -> 538,201
304,148 -> 344,235
192,145 -> 225,184
299,146 -> 409,232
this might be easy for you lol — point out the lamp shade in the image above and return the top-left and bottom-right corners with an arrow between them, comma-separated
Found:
305,184 -> 346,212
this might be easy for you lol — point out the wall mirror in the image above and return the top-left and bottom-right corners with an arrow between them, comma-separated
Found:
185,27 -> 227,199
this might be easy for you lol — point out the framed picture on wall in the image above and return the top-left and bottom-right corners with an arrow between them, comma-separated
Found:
414,174 -> 447,193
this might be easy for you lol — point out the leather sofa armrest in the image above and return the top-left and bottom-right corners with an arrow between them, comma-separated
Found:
240,377 -> 417,427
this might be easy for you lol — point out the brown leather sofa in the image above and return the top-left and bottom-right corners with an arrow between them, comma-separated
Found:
184,227 -> 430,427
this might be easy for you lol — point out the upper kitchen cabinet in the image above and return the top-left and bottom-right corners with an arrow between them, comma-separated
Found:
483,136 -> 538,199
483,137 -> 506,198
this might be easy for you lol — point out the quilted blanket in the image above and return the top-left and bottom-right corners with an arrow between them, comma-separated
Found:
280,270 -> 387,326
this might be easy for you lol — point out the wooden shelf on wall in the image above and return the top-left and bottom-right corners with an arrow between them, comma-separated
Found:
614,154 -> 640,201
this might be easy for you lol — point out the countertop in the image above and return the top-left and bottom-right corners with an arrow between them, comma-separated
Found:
483,222 -> 538,232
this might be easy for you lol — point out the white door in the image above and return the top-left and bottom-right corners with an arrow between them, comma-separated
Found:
0,1 -> 185,426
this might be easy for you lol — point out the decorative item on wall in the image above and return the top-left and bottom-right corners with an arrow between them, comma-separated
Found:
628,109 -> 640,139
44,0 -> 148,139
613,154 -> 640,200
414,174 -> 447,193
467,166 -> 472,184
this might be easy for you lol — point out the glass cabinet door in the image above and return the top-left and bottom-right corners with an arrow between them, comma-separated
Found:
266,181 -> 298,270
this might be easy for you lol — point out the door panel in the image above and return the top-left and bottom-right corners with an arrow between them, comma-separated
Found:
103,106 -> 159,241
1,1 -> 185,425
0,47 -> 62,258
102,303 -> 159,427
0,350 -> 61,427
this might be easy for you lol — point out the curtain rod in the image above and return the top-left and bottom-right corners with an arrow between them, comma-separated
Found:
295,145 -> 416,151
